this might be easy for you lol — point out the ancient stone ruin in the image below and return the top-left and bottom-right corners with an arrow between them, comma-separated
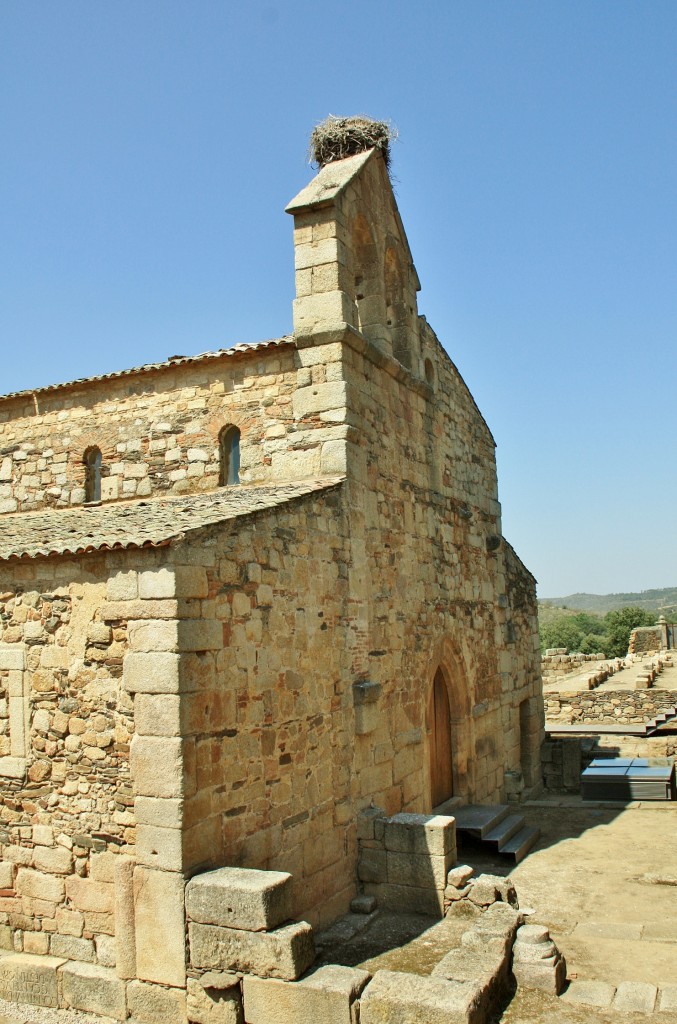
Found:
0,119 -> 544,1022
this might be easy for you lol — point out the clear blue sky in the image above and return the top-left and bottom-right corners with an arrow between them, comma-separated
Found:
2,1 -> 675,598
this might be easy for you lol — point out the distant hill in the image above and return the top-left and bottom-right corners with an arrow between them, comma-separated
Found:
539,587 -> 677,618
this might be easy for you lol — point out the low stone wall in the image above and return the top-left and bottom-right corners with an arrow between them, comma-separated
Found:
541,737 -> 583,793
545,688 -> 676,727
356,809 -> 456,918
0,853 -> 564,1024
542,648 -> 606,677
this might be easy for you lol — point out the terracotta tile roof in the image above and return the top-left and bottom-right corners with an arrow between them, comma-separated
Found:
0,337 -> 294,404
0,479 -> 344,562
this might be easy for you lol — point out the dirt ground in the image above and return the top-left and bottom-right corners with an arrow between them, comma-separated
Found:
495,797 -> 677,1022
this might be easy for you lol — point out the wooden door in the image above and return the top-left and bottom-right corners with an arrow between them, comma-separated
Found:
430,671 -> 453,807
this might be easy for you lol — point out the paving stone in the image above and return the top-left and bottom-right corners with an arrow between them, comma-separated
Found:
186,866 -> 292,932
573,920 -> 643,940
613,980 -> 658,1013
659,985 -> 677,1012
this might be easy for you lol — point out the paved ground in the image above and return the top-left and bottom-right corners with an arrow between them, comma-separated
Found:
543,654 -> 677,694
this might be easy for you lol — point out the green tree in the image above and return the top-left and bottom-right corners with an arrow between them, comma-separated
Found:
604,607 -> 656,658
539,617 -> 585,654
580,632 -> 609,656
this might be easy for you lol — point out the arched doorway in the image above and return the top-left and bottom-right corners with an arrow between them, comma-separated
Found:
429,669 -> 453,807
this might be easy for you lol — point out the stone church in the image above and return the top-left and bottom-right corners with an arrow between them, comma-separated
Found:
0,125 -> 543,1019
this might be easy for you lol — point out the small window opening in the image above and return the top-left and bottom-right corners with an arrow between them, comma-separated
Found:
219,426 -> 241,486
84,447 -> 102,503
424,358 -> 435,386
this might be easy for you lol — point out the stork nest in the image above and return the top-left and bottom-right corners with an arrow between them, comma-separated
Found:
309,115 -> 397,170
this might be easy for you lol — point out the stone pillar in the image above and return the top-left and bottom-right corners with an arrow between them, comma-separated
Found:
115,563 -> 214,989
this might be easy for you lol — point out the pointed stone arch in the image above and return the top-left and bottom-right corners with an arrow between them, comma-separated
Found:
425,636 -> 474,809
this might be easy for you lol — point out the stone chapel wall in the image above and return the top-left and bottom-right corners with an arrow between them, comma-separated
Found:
0,555 -> 134,964
176,485 -> 357,930
334,320 -> 540,805
0,341 -> 348,513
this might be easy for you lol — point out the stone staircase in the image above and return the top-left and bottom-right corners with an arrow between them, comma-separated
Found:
440,803 -> 540,864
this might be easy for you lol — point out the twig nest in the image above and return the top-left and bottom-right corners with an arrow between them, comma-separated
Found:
309,115 -> 397,170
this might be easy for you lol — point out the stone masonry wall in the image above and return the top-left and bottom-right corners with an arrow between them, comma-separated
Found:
0,555 -> 134,966
172,486 -> 355,931
545,688 -> 676,725
338,323 -> 543,811
287,147 -> 543,817
0,341 -> 348,513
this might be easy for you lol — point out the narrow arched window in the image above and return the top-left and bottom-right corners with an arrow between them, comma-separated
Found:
84,447 -> 102,503
219,426 -> 240,486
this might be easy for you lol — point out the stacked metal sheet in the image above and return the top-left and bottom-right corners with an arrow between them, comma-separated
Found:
581,757 -> 676,801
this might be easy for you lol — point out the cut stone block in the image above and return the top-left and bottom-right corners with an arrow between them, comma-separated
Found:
187,976 -> 243,1024
189,920 -> 315,981
114,855 -> 136,980
186,866 -> 292,932
123,651 -> 181,694
512,939 -> 556,962
0,953 -> 65,1007
515,924 -> 550,944
243,964 -> 370,1024
384,813 -> 456,858
360,969 -> 483,1024
387,851 -> 450,890
613,981 -> 658,1013
351,895 -> 377,914
512,955 -> 566,995
472,902 -> 522,944
561,979 -> 616,1008
357,848 -> 387,884
60,961 -> 127,1021
130,735 -> 184,799
363,882 -> 445,917
50,933 -> 95,962
356,806 -> 385,841
432,944 -> 509,1019
127,978 -> 188,1024
134,867 -> 187,987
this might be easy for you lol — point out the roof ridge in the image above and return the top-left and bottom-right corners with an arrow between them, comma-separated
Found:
0,336 -> 295,405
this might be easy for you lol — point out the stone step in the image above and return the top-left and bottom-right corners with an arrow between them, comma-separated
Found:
483,813 -> 526,850
453,804 -> 510,839
499,825 -> 540,864
433,796 -> 465,816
